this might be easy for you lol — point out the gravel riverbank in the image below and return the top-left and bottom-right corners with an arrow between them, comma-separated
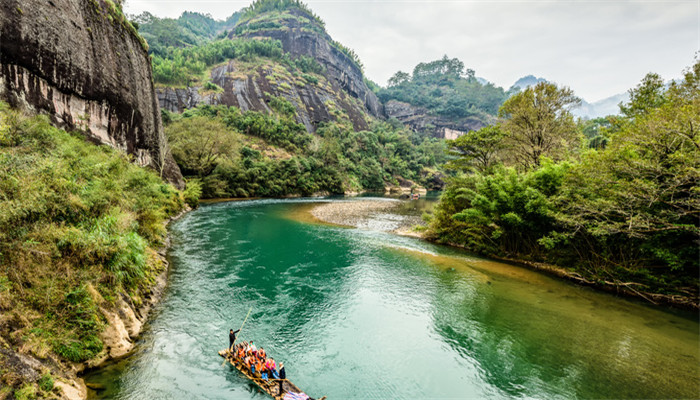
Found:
310,199 -> 425,237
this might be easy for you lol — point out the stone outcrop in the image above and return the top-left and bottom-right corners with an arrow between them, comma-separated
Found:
156,7 -> 383,133
157,59 -> 372,132
234,8 -> 383,120
0,0 -> 183,188
384,99 -> 486,139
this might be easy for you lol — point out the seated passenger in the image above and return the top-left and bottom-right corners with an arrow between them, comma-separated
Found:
255,358 -> 264,377
258,347 -> 266,359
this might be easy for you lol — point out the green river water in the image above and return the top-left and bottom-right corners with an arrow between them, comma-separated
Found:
85,198 -> 700,399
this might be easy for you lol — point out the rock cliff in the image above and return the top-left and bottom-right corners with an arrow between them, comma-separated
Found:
0,0 -> 183,188
156,6 -> 383,133
234,8 -> 382,118
384,100 -> 485,139
157,58 -> 372,132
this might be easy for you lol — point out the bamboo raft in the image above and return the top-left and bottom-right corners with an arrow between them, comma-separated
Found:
218,349 -> 326,400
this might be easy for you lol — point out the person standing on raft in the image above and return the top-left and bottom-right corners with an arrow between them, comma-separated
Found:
277,362 -> 286,394
228,328 -> 240,352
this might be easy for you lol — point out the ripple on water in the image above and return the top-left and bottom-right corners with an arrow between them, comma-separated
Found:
85,200 -> 700,400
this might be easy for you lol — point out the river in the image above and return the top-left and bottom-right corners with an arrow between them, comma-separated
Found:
85,198 -> 700,399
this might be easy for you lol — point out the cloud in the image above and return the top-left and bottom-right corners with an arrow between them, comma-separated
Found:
124,0 -> 699,101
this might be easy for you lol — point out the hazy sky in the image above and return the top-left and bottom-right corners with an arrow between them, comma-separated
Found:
124,0 -> 699,102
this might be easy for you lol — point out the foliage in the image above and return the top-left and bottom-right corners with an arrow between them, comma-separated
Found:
499,82 -> 581,168
151,38 -> 284,86
378,55 -> 508,120
238,0 -> 325,27
37,374 -> 54,392
183,179 -> 203,208
150,35 -> 325,88
619,72 -> 666,118
132,11 -> 239,55
428,62 -> 700,296
0,103 -> 186,368
164,104 -> 447,198
445,125 -> 506,173
167,116 -> 240,177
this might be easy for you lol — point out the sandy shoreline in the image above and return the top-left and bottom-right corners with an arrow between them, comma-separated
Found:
309,199 -> 425,237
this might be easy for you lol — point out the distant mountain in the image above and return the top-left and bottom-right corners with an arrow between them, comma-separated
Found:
572,92 -> 628,119
508,74 -> 627,119
511,75 -> 548,90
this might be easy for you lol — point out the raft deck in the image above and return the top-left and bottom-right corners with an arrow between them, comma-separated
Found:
218,349 -> 325,400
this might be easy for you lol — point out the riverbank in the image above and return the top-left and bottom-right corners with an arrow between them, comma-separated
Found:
78,206 -> 191,399
305,199 -> 698,311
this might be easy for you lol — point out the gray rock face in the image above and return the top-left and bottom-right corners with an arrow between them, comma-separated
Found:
157,59 -> 371,132
384,100 -> 486,139
232,8 -> 383,125
0,0 -> 183,188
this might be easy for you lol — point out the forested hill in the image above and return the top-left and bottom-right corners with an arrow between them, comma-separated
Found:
132,11 -> 240,55
379,56 -> 511,138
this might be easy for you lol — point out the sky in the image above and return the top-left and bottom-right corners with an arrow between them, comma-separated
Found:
123,0 -> 699,102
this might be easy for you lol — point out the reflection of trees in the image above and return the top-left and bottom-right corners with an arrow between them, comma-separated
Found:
428,268 -> 694,399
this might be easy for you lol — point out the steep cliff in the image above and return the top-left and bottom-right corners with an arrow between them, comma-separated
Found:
384,100 -> 486,139
233,7 -> 382,118
0,0 -> 183,188
155,5 -> 382,132
157,57 -> 372,132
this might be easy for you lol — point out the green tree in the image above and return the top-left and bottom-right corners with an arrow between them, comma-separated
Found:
388,71 -> 410,87
166,116 -> 240,177
499,82 -> 581,168
445,125 -> 506,173
619,72 -> 666,118
555,62 -> 700,272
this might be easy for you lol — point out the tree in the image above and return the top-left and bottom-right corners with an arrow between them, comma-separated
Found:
445,125 -> 506,173
166,116 -> 239,177
499,82 -> 581,168
555,61 -> 700,271
619,72 -> 666,118
387,71 -> 410,87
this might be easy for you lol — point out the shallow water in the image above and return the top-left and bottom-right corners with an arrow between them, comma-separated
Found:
85,199 -> 700,399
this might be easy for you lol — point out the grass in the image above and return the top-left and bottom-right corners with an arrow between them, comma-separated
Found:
0,102 -> 190,394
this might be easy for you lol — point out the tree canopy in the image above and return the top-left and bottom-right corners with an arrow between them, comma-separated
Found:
499,82 -> 581,168
378,56 -> 508,121
427,62 -> 699,301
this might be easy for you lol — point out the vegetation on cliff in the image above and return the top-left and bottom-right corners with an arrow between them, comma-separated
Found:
139,0 -> 446,197
0,103 -> 193,396
427,63 -> 699,301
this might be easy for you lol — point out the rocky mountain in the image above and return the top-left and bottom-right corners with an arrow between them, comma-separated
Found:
156,5 -> 382,133
0,0 -> 183,188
